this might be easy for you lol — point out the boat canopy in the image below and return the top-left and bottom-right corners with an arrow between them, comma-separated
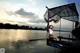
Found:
44,3 -> 79,49
44,3 -> 79,23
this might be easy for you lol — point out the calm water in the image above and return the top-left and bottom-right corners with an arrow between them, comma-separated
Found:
0,29 -> 72,53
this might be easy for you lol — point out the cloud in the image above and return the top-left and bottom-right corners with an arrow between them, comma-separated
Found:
3,8 -> 47,26
5,8 -> 39,22
15,8 -> 38,19
10,8 -> 46,24
29,18 -> 46,23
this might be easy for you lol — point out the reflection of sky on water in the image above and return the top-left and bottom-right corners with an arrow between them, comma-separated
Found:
0,29 -> 72,42
6,40 -> 60,53
0,29 -> 72,53
0,29 -> 45,53
0,29 -> 29,41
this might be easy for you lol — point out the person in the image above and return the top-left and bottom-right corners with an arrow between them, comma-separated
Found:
49,25 -> 59,41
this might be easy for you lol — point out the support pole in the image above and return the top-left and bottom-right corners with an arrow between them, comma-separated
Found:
72,22 -> 74,42
46,6 -> 50,38
59,19 -> 61,36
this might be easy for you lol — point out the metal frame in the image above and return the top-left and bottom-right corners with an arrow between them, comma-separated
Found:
44,3 -> 79,49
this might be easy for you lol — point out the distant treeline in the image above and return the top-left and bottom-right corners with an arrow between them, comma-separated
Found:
0,23 -> 45,30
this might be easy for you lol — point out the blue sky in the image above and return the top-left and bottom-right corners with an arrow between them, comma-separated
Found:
0,0 -> 80,30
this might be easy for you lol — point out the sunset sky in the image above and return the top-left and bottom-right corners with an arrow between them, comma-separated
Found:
0,0 -> 80,30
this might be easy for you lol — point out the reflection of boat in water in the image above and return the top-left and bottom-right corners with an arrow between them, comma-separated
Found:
44,3 -> 80,49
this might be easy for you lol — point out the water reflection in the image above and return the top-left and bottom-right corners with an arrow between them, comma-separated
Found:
0,29 -> 71,53
0,29 -> 30,42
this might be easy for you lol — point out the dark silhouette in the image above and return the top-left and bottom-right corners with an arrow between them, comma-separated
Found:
0,23 -> 45,30
72,26 -> 80,40
60,26 -> 80,53
75,21 -> 79,28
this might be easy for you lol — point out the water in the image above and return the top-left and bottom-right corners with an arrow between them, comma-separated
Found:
0,29 -> 72,53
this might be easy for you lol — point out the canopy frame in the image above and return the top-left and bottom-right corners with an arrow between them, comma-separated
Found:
44,3 -> 79,49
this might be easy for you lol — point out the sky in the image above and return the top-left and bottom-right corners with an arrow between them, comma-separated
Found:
0,0 -> 80,30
